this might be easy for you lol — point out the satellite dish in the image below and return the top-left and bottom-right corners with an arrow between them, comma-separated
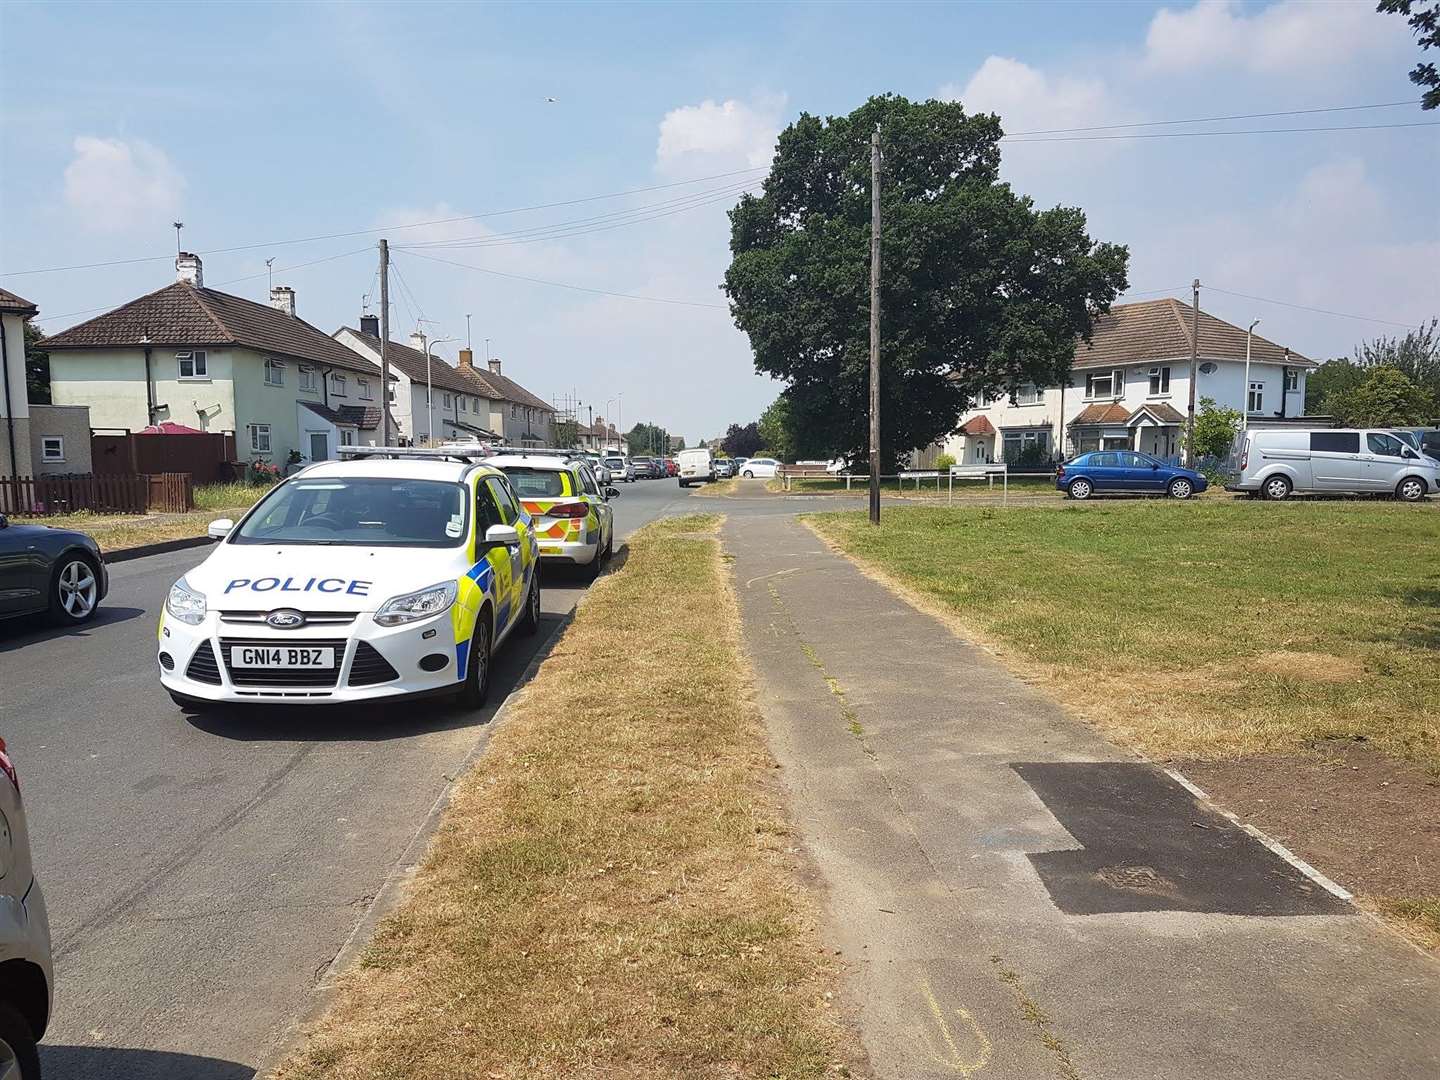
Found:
1198,361 -> 1218,375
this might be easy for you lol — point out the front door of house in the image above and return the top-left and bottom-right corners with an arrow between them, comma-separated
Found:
309,432 -> 329,462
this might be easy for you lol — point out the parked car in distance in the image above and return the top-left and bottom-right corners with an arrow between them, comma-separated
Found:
1057,452 -> 1207,499
713,458 -> 735,479
739,457 -> 781,479
663,458 -> 678,477
0,513 -> 108,625
630,456 -> 660,479
603,455 -> 636,483
1229,428 -> 1438,501
579,453 -> 611,485
0,735 -> 53,1078
677,448 -> 714,487
731,457 -> 749,473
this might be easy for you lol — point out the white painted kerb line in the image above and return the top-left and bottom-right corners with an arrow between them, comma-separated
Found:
1164,768 -> 1353,902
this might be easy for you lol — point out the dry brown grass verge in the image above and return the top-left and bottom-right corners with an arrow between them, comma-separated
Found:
273,513 -> 859,1080
690,477 -> 741,497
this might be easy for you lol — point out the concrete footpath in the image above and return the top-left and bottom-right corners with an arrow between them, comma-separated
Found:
725,513 -> 1440,1080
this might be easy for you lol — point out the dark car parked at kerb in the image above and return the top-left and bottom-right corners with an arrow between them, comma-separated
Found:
1056,451 -> 1207,500
0,512 -> 108,624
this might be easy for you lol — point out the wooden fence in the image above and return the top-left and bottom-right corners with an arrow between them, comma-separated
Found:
0,473 -> 194,516
92,429 -> 238,483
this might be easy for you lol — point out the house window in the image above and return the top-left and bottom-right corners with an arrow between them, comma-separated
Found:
177,350 -> 208,380
41,436 -> 65,463
330,373 -> 346,396
1002,429 -> 1051,464
1014,384 -> 1040,405
1085,369 -> 1122,399
1248,382 -> 1264,413
511,404 -> 520,418
340,429 -> 354,446
1148,366 -> 1170,395
358,377 -> 372,400
264,358 -> 285,386
460,396 -> 468,412
249,423 -> 272,453
299,365 -> 315,391
1284,369 -> 1299,392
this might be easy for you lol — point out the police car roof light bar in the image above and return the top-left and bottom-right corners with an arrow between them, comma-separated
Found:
336,445 -> 494,463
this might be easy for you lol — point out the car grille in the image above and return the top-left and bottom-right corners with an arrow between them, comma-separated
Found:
186,641 -> 223,684
219,637 -> 346,688
348,641 -> 400,686
219,611 -> 357,626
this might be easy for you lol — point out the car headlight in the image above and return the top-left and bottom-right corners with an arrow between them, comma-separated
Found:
166,577 -> 208,625
374,580 -> 458,627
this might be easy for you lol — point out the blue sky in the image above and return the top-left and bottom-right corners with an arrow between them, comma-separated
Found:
2,0 -> 1436,442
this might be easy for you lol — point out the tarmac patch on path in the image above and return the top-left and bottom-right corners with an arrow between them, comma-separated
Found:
1014,762 -> 1351,916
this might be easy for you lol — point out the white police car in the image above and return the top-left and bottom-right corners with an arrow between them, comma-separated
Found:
483,450 -> 617,580
158,448 -> 540,710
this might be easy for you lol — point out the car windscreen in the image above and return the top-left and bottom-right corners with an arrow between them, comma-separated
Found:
232,477 -> 468,547
604,458 -> 625,468
502,467 -> 568,498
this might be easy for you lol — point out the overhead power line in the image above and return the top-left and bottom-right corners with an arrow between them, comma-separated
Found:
1005,99 -> 1422,136
1004,121 -> 1439,143
398,250 -> 729,310
1205,285 -> 1421,329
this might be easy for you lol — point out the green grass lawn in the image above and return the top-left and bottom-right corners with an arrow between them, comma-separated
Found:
778,474 -> 1059,496
807,501 -> 1440,770
15,482 -> 272,552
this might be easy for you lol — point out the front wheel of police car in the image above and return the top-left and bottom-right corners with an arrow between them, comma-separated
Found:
156,469 -> 518,710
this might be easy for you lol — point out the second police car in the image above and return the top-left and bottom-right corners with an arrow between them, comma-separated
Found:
484,450 -> 617,580
158,448 -> 540,710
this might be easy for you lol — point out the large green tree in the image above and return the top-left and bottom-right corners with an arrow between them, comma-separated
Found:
1379,1 -> 1440,109
757,396 -> 796,462
625,421 -> 671,457
1323,366 -> 1435,426
723,95 -> 1128,469
721,422 -> 762,457
1353,317 -> 1440,401
1306,359 -> 1366,413
24,322 -> 50,404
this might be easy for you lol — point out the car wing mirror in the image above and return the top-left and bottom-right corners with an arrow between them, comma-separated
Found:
208,518 -> 234,540
606,487 -> 621,498
485,523 -> 520,545
0,512 -> 8,529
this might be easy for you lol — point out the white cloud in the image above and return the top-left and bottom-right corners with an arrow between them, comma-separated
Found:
62,136 -> 185,232
1144,0 -> 1403,74
942,56 -> 1125,137
655,96 -> 784,175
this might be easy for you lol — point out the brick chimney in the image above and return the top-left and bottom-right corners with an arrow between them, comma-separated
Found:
359,314 -> 379,337
176,252 -> 203,287
457,348 -> 474,371
488,357 -> 502,376
269,285 -> 296,317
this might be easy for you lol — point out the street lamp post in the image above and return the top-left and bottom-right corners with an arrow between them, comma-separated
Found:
1242,319 -> 1260,434
423,335 -> 457,444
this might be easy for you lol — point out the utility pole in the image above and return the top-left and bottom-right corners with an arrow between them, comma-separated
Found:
379,239 -> 392,446
1184,278 -> 1200,465
868,125 -> 882,526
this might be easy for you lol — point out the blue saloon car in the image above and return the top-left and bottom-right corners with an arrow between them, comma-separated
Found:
1056,451 -> 1207,500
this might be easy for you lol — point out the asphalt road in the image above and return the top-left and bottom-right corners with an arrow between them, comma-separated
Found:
0,477 -> 692,1079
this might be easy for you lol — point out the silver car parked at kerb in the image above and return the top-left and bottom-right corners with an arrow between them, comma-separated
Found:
1229,428 -> 1439,501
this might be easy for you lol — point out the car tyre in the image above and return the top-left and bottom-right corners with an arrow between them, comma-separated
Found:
1263,475 -> 1293,501
49,553 -> 101,625
1068,478 -> 1092,500
1396,477 -> 1427,503
1167,478 -> 1194,499
0,1000 -> 41,1080
742,470 -> 754,478
520,576 -> 542,634
679,480 -> 690,488
456,614 -> 492,709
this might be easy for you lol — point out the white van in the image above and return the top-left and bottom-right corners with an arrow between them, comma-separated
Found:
677,448 -> 714,487
1231,428 -> 1438,501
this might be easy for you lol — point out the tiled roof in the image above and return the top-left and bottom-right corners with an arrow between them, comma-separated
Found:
461,363 -> 554,412
1129,402 -> 1186,424
0,287 -> 37,316
1074,298 -> 1312,370
960,415 -> 996,436
40,282 -> 378,374
336,328 -> 481,397
299,400 -> 387,430
1070,403 -> 1132,426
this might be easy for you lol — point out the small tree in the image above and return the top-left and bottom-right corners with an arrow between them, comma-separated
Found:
1305,359 -> 1365,414
757,396 -> 795,463
553,419 -> 579,447
935,452 -> 956,472
1188,397 -> 1242,461
23,322 -> 49,404
1323,366 -> 1436,426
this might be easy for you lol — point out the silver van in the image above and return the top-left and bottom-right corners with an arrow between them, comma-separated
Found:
1231,428 -> 1439,501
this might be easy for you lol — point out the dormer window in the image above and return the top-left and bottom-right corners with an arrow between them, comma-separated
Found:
177,350 -> 208,380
